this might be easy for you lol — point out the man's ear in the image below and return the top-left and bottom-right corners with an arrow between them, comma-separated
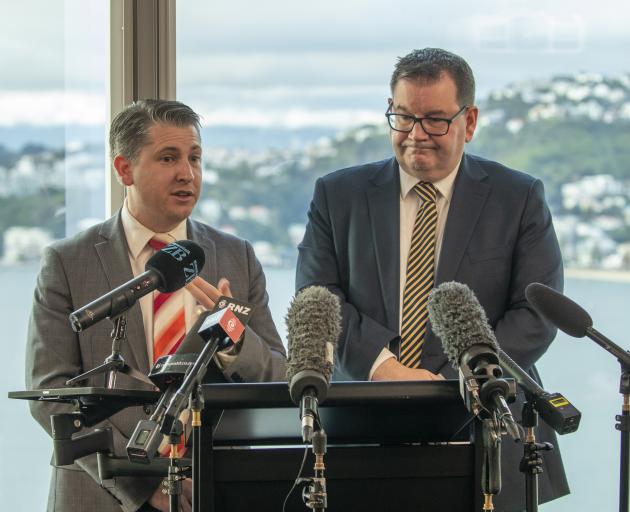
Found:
464,106 -> 479,143
113,155 -> 133,186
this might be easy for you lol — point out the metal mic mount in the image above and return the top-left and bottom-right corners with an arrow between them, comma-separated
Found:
518,401 -> 554,512
65,315 -> 153,389
457,346 -> 520,511
299,429 -> 328,512
458,359 -> 520,441
300,388 -> 319,443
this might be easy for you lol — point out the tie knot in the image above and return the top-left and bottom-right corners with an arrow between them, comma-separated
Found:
148,237 -> 169,251
414,181 -> 437,204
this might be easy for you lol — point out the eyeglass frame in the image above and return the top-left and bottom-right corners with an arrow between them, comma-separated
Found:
385,103 -> 469,136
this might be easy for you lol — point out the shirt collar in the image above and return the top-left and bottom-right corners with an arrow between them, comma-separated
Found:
121,200 -> 188,260
399,157 -> 462,202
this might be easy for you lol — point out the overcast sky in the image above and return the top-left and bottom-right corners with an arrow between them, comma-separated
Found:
1,0 -> 629,127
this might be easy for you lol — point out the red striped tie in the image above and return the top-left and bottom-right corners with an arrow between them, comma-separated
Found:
148,237 -> 189,456
148,238 -> 186,362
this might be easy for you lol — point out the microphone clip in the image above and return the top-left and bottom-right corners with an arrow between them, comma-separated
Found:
297,429 -> 328,511
458,356 -> 521,441
299,389 -> 321,443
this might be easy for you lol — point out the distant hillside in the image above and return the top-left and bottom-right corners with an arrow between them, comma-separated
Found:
197,115 -> 630,246
2,71 -> 629,267
470,120 -> 630,205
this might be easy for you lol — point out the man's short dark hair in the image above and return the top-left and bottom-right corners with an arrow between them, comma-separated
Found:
109,99 -> 201,162
390,48 -> 475,106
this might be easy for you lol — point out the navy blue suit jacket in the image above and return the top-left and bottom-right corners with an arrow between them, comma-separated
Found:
296,153 -> 569,509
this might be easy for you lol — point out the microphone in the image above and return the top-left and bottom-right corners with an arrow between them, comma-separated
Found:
428,282 -> 521,441
126,353 -> 197,464
127,308 -> 243,463
69,240 -> 205,332
160,308 -> 243,436
286,286 -> 341,443
497,349 -> 581,434
526,282 -> 630,367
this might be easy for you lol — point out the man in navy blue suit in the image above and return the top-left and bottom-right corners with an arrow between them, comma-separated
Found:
296,48 -> 569,510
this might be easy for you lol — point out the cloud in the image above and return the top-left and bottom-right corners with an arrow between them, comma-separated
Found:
0,89 -> 385,129
0,91 -> 106,126
2,0 -> 107,90
198,107 -> 384,129
177,51 -> 396,88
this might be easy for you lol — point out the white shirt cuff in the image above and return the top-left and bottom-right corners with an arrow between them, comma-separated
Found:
368,348 -> 397,381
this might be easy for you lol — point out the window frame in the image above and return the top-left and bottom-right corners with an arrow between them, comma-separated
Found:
108,0 -> 177,216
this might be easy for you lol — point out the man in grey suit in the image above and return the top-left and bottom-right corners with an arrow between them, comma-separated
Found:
296,48 -> 569,510
26,99 -> 287,512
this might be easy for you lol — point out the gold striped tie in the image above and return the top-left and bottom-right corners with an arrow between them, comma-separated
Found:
400,182 -> 438,368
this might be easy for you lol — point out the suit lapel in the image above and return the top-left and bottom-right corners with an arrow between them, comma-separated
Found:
188,219 -> 217,286
423,155 -> 491,374
435,154 -> 490,285
366,158 -> 400,332
94,213 -> 150,373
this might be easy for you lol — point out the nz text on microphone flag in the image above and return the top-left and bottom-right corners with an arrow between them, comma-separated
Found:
69,240 -> 205,332
428,281 -> 521,441
286,286 -> 341,442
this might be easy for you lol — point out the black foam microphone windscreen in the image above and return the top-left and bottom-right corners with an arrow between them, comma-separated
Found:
427,281 -> 499,368
285,286 -> 341,402
525,282 -> 592,338
146,240 -> 205,292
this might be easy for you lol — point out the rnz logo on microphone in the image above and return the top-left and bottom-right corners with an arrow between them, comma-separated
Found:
226,318 -> 237,333
162,242 -> 198,283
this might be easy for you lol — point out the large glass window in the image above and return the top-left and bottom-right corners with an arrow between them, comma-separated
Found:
1,1 -> 107,509
177,2 -> 629,510
2,1 -> 628,510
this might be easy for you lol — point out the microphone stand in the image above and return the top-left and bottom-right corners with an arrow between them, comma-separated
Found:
163,419 -> 186,512
299,429 -> 328,512
618,365 -> 630,512
519,401 -> 554,512
581,326 -> 630,512
190,385 -> 204,512
159,334 -> 229,512
458,363 -> 518,510
480,417 -> 502,512
66,315 -> 152,388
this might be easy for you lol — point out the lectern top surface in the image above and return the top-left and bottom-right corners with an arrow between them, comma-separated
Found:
8,387 -> 159,405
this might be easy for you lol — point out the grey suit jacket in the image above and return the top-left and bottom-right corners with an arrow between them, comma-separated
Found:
296,154 -> 569,510
26,213 -> 286,512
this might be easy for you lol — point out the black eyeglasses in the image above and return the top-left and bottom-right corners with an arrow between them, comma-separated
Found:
385,105 -> 468,136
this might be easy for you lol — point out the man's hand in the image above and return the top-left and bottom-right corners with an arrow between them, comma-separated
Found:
371,357 -> 445,381
148,478 -> 192,512
186,276 -> 232,311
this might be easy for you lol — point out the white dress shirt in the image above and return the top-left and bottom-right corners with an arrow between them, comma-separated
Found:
120,202 -> 194,363
121,203 -> 237,369
368,160 -> 460,379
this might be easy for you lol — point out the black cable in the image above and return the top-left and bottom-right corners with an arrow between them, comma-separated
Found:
282,445 -> 309,512
449,416 -> 475,442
